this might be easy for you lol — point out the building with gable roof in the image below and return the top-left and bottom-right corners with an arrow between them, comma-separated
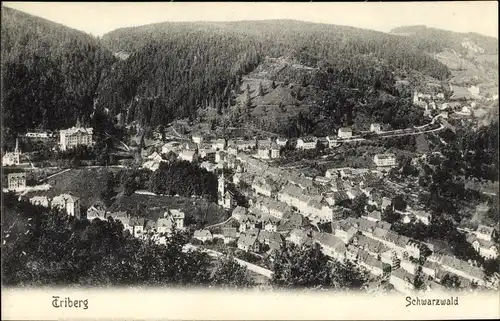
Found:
51,193 -> 80,218
237,229 -> 261,252
194,229 -> 213,242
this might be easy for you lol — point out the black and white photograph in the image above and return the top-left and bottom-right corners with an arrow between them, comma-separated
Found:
1,1 -> 499,319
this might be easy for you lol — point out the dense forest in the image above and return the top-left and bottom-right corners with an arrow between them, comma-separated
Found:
2,8 -> 456,136
390,25 -> 499,55
1,7 -> 115,134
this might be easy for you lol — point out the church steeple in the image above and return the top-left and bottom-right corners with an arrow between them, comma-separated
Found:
14,138 -> 20,154
218,172 -> 225,206
76,116 -> 82,128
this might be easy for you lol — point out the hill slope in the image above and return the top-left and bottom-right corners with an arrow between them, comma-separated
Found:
390,25 -> 498,95
97,19 -> 451,128
1,7 -> 115,134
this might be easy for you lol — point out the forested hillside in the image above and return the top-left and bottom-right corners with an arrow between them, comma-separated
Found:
97,20 -> 451,129
1,7 -> 115,134
2,9 -> 453,135
391,25 -> 498,55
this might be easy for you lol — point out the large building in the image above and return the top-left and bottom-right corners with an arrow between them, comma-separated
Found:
373,154 -> 397,167
2,138 -> 21,166
59,126 -> 93,151
7,172 -> 26,191
51,193 -> 81,218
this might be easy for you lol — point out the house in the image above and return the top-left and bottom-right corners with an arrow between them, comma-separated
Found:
437,255 -> 485,285
257,230 -> 283,253
193,229 -> 213,242
400,259 -> 418,274
304,199 -> 334,223
239,216 -> 258,233
276,137 -> 288,147
390,268 -> 415,294
332,220 -> 358,244
30,195 -> 49,207
51,193 -> 80,218
262,216 -> 281,232
191,134 -> 204,145
286,228 -> 311,246
252,177 -> 275,198
221,191 -> 234,209
325,168 -> 340,179
156,217 -> 175,235
178,150 -> 197,163
59,126 -> 93,151
232,206 -> 248,221
296,136 -> 317,150
270,142 -> 280,159
220,227 -> 239,243
351,234 -> 389,258
86,204 -> 106,221
7,172 -> 26,191
373,154 -> 397,167
257,141 -> 272,159
235,140 -> 255,151
129,217 -> 145,238
359,254 -> 390,276
254,196 -> 292,219
468,235 -> 498,259
475,225 -> 497,242
412,210 -> 432,225
200,161 -> 216,172
166,209 -> 185,230
362,210 -> 382,222
324,191 -> 350,207
422,260 -> 440,279
199,148 -> 216,159
315,232 -> 347,261
338,127 -> 352,139
25,131 -> 51,138
370,123 -> 382,134
237,229 -> 261,252
211,139 -> 226,150
324,136 -> 338,148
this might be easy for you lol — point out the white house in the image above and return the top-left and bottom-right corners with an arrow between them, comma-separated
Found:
370,123 -> 382,134
390,268 -> 415,294
276,137 -> 288,147
373,154 -> 397,167
338,127 -> 352,139
30,195 -> 50,207
178,150 -> 197,162
7,172 -> 26,191
192,134 -> 204,145
51,193 -> 81,218
296,137 -> 317,150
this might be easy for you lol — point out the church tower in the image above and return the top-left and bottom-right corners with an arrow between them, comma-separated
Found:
14,138 -> 20,155
218,172 -> 225,206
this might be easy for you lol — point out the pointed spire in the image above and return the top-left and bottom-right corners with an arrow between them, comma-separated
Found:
14,138 -> 19,154
76,116 -> 82,128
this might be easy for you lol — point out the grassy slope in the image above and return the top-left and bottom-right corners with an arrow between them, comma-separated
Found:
108,193 -> 230,228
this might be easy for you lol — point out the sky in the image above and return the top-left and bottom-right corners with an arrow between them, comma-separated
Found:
3,1 -> 498,38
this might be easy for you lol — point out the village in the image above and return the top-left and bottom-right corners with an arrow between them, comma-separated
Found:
2,78 -> 499,294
